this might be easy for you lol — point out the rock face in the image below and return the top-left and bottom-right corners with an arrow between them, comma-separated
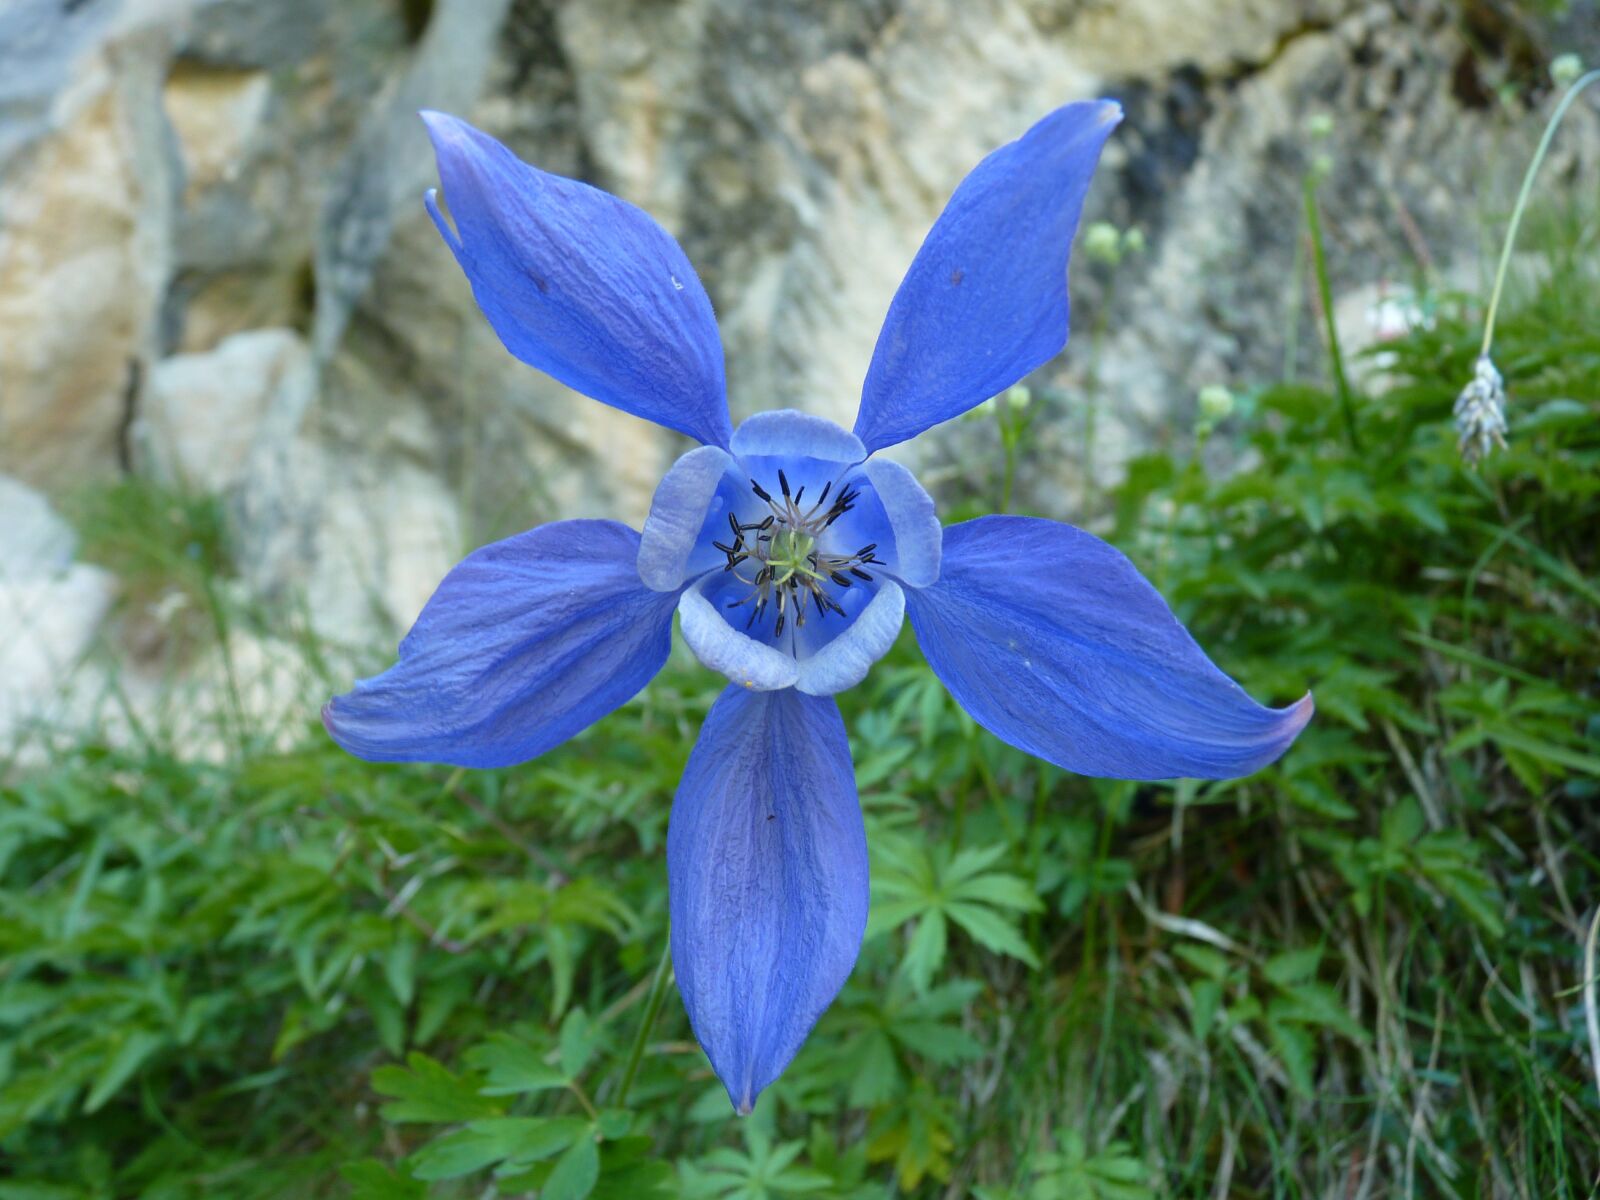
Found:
0,0 -> 1594,738
0,475 -> 115,744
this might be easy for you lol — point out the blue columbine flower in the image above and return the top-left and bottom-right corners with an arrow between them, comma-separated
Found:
324,102 -> 1313,1114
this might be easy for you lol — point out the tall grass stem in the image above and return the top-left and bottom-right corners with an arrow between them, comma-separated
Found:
1303,177 -> 1361,453
1481,70 -> 1600,357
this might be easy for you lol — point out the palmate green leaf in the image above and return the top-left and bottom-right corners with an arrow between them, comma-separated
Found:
370,1052 -> 503,1123
944,902 -> 1039,967
409,1116 -> 589,1181
590,1137 -> 677,1200
533,1130 -> 599,1196
1271,982 -> 1367,1044
870,839 -> 1041,990
465,1032 -> 567,1095
1027,1131 -> 1155,1200
341,1160 -> 428,1200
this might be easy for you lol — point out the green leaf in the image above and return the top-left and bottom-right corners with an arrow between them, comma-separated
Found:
945,901 -> 1039,968
559,1008 -> 600,1080
1267,1018 -> 1315,1096
1190,979 -> 1222,1041
341,1159 -> 427,1200
1272,982 -> 1367,1044
1262,946 -> 1322,988
468,1032 -> 567,1095
900,909 -> 948,993
409,1117 -> 588,1181
543,1135 -> 601,1200
83,1028 -> 164,1113
371,1053 -> 503,1123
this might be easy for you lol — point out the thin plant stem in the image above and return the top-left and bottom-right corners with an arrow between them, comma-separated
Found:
617,938 -> 674,1107
1480,69 -> 1600,357
1303,175 -> 1361,452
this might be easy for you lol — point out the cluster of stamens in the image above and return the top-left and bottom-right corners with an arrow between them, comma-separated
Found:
713,469 -> 882,639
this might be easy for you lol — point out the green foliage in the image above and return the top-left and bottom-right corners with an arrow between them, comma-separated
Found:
4,167 -> 1598,1200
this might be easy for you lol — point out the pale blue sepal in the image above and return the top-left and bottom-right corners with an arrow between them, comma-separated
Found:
638,445 -> 738,591
678,579 -> 800,691
860,458 -> 940,588
794,580 -> 904,696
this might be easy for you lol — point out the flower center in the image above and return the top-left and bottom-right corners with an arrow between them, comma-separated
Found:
712,469 -> 882,638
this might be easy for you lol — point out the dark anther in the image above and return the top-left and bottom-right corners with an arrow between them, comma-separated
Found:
851,568 -> 873,581
778,469 -> 791,498
857,544 -> 877,556
728,554 -> 747,569
758,515 -> 775,529
729,513 -> 743,536
830,571 -> 852,587
818,481 -> 831,504
793,486 -> 804,504
814,590 -> 827,616
712,541 -> 735,554
775,613 -> 786,636
750,479 -> 773,502
745,606 -> 758,630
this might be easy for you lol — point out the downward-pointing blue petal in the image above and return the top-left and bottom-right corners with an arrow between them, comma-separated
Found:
854,100 -> 1121,452
904,516 -> 1313,779
421,110 -> 732,447
669,685 -> 868,1113
323,520 -> 679,768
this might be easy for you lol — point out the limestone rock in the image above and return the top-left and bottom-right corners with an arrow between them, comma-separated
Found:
0,474 -> 114,744
137,327 -> 314,493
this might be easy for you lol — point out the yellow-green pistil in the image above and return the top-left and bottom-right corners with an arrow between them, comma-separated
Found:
766,527 -> 817,585
713,469 -> 883,639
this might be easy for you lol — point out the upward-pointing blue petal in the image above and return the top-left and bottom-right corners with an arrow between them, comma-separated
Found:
853,100 -> 1121,452
669,685 -> 868,1113
421,111 -> 732,447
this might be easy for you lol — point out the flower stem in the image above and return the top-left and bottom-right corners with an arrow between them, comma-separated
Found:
1480,69 -> 1600,358
1303,175 -> 1361,453
616,937 -> 673,1107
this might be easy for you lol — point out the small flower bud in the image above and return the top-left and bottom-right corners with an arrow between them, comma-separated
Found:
1310,151 -> 1334,182
1454,355 -> 1508,465
1005,385 -> 1032,411
1084,221 -> 1122,264
1120,227 -> 1146,256
1551,53 -> 1583,87
1305,113 -> 1335,140
1197,385 -> 1235,422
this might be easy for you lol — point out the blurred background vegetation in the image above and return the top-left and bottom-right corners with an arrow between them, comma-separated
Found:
3,2 -> 1600,1199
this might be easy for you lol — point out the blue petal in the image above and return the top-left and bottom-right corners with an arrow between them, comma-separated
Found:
324,520 -> 679,767
669,685 -> 868,1113
853,101 -> 1121,452
794,580 -> 904,696
421,111 -> 731,447
904,516 -> 1313,779
859,458 -> 941,587
637,445 -> 740,591
677,578 -> 799,691
729,409 -> 866,464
